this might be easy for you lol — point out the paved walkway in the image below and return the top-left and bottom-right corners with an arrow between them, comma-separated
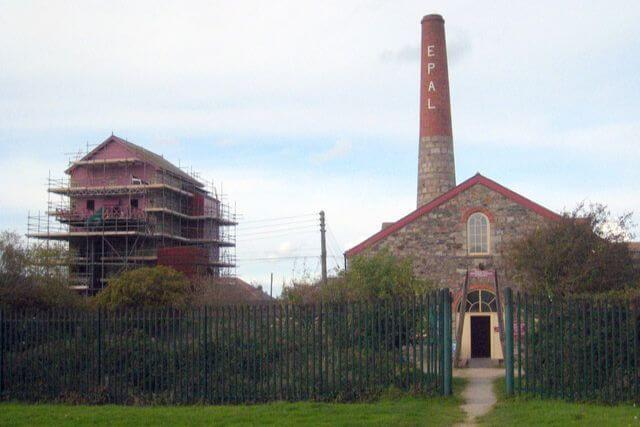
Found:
453,367 -> 504,427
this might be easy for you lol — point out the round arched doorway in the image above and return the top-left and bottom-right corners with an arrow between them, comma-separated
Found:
456,289 -> 503,361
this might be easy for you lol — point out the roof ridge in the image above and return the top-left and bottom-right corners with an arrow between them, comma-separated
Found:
69,135 -> 203,187
344,173 -> 560,257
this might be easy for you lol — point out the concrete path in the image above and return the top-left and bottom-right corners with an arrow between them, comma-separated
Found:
453,367 -> 504,427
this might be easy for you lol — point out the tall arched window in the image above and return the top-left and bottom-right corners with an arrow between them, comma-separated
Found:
467,212 -> 489,255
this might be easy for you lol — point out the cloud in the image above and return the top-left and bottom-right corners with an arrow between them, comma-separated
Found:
203,165 -> 414,292
380,45 -> 420,63
312,139 -> 352,163
0,157 -> 53,210
379,34 -> 470,65
447,33 -> 471,65
1,1 -> 639,293
155,138 -> 181,146
213,138 -> 237,146
458,118 -> 640,157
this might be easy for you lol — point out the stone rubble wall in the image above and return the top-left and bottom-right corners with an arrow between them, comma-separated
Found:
365,184 -> 554,290
417,135 -> 456,207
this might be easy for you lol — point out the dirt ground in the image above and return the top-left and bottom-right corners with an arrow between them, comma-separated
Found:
453,367 -> 504,426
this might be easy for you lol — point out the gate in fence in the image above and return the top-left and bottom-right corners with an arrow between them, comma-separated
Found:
504,288 -> 640,403
0,289 -> 452,404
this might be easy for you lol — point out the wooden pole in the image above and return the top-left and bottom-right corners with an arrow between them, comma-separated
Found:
320,211 -> 327,286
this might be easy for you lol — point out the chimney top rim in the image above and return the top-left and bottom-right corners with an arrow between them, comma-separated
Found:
421,14 -> 444,23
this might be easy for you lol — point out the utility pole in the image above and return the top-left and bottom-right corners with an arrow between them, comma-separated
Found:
320,210 -> 327,286
270,272 -> 273,298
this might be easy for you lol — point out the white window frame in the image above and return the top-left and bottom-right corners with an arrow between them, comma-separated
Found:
467,212 -> 490,255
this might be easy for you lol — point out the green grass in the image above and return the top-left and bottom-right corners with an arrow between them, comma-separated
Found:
478,378 -> 640,426
0,383 -> 466,427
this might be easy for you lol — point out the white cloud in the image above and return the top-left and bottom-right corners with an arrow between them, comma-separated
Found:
457,117 -> 640,158
213,138 -> 237,147
207,166 -> 413,292
380,45 -> 420,63
0,1 -> 639,293
155,138 -> 181,146
379,32 -> 470,65
0,157 -> 57,211
312,139 -> 352,163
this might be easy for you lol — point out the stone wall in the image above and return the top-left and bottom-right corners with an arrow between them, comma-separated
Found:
417,135 -> 456,207
364,183 -> 554,290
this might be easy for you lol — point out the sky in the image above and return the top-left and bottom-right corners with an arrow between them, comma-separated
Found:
1,1 -> 639,295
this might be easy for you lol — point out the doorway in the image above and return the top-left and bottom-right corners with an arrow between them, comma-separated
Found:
471,316 -> 491,358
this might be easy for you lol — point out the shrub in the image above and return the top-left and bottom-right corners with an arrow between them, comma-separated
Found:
282,249 -> 434,303
336,249 -> 434,301
189,276 -> 272,306
507,203 -> 638,297
94,266 -> 191,310
0,231 -> 82,310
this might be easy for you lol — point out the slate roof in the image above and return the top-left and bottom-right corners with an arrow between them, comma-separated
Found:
68,135 -> 204,187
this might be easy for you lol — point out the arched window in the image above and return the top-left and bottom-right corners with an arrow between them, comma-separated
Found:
467,212 -> 489,255
457,290 -> 497,313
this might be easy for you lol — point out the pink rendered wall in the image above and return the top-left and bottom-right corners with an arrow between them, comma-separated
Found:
68,140 -> 154,219
90,141 -> 131,160
71,196 -> 147,220
70,141 -> 157,187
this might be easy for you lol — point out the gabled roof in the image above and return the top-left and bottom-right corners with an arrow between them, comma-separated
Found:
67,135 -> 204,187
345,173 -> 561,257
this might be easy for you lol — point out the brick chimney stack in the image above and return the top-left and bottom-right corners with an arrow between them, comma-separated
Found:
417,14 -> 456,207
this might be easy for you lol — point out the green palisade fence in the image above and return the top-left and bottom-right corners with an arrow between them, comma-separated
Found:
0,291 -> 452,404
504,288 -> 639,404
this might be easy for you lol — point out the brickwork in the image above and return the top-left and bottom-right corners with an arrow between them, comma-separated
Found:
417,15 -> 456,207
363,183 -> 554,290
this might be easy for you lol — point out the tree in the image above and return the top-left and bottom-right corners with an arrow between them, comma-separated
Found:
0,231 -> 30,287
507,203 -> 638,296
282,249 -> 434,303
0,231 -> 82,309
336,249 -> 434,301
94,266 -> 192,309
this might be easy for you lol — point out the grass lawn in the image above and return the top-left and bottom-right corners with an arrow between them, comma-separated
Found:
478,378 -> 640,426
0,381 -> 466,427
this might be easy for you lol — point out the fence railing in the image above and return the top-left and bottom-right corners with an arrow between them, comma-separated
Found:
0,290 -> 452,404
504,288 -> 639,403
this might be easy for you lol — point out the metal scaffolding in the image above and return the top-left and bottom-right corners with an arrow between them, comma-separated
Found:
27,137 -> 237,294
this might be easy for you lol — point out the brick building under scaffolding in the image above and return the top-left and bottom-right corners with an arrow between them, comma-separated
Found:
27,135 -> 237,294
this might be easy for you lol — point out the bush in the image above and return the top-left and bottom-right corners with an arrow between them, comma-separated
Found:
189,276 -> 272,306
336,249 -> 434,301
0,231 -> 83,310
507,203 -> 638,297
94,266 -> 191,310
282,249 -> 434,303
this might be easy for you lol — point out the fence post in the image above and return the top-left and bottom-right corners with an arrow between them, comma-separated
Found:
504,287 -> 514,396
439,289 -> 445,394
443,289 -> 452,396
97,309 -> 102,388
0,309 -> 3,397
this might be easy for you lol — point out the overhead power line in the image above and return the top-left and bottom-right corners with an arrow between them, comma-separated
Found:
327,226 -> 344,255
237,255 -> 319,261
238,220 -> 317,232
237,224 -> 318,237
240,213 -> 317,224
236,230 -> 317,242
